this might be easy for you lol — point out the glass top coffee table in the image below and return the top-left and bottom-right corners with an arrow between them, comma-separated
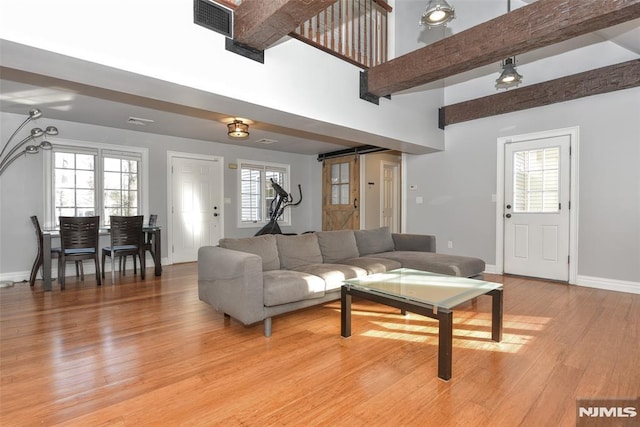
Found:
341,268 -> 503,381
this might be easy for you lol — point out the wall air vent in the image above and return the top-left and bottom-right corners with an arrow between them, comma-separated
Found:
127,117 -> 155,126
194,0 -> 233,38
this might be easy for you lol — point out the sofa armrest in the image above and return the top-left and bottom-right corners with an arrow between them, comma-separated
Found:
392,233 -> 436,253
198,246 -> 265,326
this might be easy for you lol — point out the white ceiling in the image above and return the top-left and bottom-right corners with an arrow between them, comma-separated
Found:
0,63 -> 362,156
1,4 -> 638,156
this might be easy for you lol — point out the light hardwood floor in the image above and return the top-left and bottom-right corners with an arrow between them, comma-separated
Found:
1,264 -> 638,426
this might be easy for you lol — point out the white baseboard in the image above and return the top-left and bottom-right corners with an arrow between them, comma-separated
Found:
483,264 -> 499,274
0,255 -> 170,284
576,275 -> 640,295
482,266 -> 639,295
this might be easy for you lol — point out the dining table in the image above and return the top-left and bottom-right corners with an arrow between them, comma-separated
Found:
41,226 -> 162,291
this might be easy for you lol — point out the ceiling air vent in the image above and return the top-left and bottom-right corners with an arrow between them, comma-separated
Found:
194,0 -> 233,38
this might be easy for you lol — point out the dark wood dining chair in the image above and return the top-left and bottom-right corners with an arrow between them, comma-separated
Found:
142,214 -> 158,260
30,215 -> 87,287
121,214 -> 157,273
58,216 -> 101,289
29,216 -> 61,287
102,215 -> 145,283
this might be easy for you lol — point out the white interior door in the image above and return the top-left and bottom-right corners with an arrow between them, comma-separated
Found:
171,156 -> 222,263
504,136 -> 570,281
380,161 -> 400,232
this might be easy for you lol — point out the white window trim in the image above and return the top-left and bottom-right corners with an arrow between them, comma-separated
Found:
43,138 -> 149,229
237,159 -> 291,229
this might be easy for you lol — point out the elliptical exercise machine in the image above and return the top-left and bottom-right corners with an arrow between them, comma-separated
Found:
254,179 -> 302,236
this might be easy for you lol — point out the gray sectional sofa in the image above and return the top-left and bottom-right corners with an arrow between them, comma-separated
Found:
198,227 -> 485,336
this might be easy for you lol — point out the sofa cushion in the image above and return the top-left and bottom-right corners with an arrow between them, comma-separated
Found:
391,233 -> 436,252
339,257 -> 402,274
373,251 -> 485,277
354,227 -> 395,256
276,233 -> 323,270
219,234 -> 280,271
262,270 -> 326,307
292,263 -> 368,291
316,230 -> 359,263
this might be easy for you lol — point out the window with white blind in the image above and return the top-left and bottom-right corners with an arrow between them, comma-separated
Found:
238,160 -> 290,227
45,141 -> 147,227
513,147 -> 560,213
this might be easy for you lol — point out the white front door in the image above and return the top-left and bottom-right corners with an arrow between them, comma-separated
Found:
504,135 -> 571,281
171,156 -> 223,263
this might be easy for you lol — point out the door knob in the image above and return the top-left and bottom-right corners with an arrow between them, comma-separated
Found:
506,204 -> 512,209
505,213 -> 512,218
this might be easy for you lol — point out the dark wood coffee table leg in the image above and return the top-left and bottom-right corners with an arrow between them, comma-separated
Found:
438,311 -> 453,381
341,286 -> 352,338
489,288 -> 503,342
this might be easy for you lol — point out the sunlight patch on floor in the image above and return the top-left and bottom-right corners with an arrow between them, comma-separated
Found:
359,326 -> 528,353
351,312 -> 550,354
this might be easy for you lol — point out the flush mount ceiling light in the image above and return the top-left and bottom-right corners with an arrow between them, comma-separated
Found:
227,119 -> 249,139
495,57 -> 523,89
420,0 -> 455,27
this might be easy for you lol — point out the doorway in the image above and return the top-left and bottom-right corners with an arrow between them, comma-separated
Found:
380,160 -> 400,233
322,155 -> 360,231
496,127 -> 579,283
167,152 -> 224,264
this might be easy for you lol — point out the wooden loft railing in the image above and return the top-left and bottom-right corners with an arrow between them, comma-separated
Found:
291,0 -> 391,69
219,0 -> 391,69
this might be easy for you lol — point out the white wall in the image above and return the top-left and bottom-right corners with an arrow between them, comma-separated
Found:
0,112 -> 322,280
405,87 -> 640,286
0,0 -> 442,153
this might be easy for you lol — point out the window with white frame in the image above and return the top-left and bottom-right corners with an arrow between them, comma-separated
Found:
238,160 -> 290,226
53,150 -> 96,218
103,152 -> 140,222
46,142 -> 147,227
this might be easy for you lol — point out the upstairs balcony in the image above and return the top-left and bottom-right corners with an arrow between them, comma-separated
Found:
291,0 -> 390,69
219,0 -> 391,69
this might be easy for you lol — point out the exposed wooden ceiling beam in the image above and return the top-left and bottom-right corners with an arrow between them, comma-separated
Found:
364,0 -> 640,98
233,0 -> 338,51
439,59 -> 640,128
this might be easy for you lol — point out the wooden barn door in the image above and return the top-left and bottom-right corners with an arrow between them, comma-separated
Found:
322,155 -> 360,230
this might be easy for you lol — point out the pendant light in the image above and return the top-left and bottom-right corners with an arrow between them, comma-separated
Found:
420,0 -> 455,28
495,0 -> 523,89
495,57 -> 523,89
